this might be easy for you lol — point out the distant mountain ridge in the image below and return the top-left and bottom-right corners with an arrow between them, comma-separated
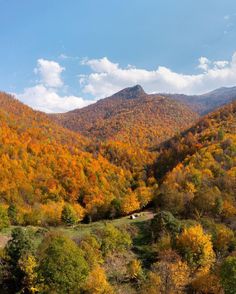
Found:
160,86 -> 236,114
52,85 -> 199,148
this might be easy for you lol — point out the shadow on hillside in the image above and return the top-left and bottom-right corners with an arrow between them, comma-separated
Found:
132,219 -> 155,267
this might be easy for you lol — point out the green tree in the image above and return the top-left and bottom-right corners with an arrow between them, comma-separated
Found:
220,256 -> 236,294
151,211 -> 182,241
7,203 -> 18,225
0,206 -> 10,230
96,224 -> 132,255
38,233 -> 89,293
6,228 -> 34,267
79,235 -> 103,267
5,228 -> 34,292
214,196 -> 223,215
61,204 -> 77,225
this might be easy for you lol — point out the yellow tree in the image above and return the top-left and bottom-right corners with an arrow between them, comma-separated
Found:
176,225 -> 215,270
121,191 -> 140,215
151,250 -> 190,294
140,272 -> 161,294
19,254 -> 38,293
84,265 -> 114,294
191,268 -> 224,294
127,259 -> 143,280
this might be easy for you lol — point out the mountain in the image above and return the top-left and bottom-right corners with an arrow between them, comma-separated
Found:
2,95 -> 235,294
2,88 -> 234,227
52,85 -> 199,148
161,86 -> 236,115
0,92 -> 156,224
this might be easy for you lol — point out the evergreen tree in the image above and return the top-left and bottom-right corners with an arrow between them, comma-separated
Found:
0,206 -> 10,231
7,203 -> 18,225
5,228 -> 35,292
61,204 -> 77,225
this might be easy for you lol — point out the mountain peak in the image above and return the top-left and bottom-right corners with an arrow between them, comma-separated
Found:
112,85 -> 146,99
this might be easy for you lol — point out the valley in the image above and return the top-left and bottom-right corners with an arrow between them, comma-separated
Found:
2,2 -> 236,292
0,87 -> 235,293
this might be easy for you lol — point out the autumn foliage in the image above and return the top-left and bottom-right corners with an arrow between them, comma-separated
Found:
0,92 -> 156,224
52,85 -> 198,148
0,90 -> 235,293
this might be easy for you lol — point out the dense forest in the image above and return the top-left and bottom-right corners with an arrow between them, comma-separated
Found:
0,91 -> 235,293
0,92 -> 156,225
52,85 -> 198,148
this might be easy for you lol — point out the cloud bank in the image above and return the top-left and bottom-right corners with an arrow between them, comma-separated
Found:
81,54 -> 236,98
17,52 -> 236,113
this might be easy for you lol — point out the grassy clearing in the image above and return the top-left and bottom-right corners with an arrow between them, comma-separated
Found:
0,211 -> 155,248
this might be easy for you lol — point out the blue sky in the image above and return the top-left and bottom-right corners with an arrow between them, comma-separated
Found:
1,0 -> 236,112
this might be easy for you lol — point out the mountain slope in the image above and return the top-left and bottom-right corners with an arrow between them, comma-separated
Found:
154,100 -> 236,216
161,86 -> 236,115
52,85 -> 199,148
0,92 -> 90,148
154,100 -> 236,179
0,92 -> 156,224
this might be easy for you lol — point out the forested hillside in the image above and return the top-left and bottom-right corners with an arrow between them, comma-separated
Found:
0,92 -> 235,294
135,101 -> 236,294
52,85 -> 199,148
0,91 -> 234,227
0,92 -> 156,225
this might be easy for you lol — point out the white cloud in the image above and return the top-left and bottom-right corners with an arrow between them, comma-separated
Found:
198,57 -> 210,71
82,57 -> 119,73
213,60 -> 229,69
80,53 -> 236,97
16,59 -> 95,113
34,59 -> 64,88
17,85 -> 94,113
